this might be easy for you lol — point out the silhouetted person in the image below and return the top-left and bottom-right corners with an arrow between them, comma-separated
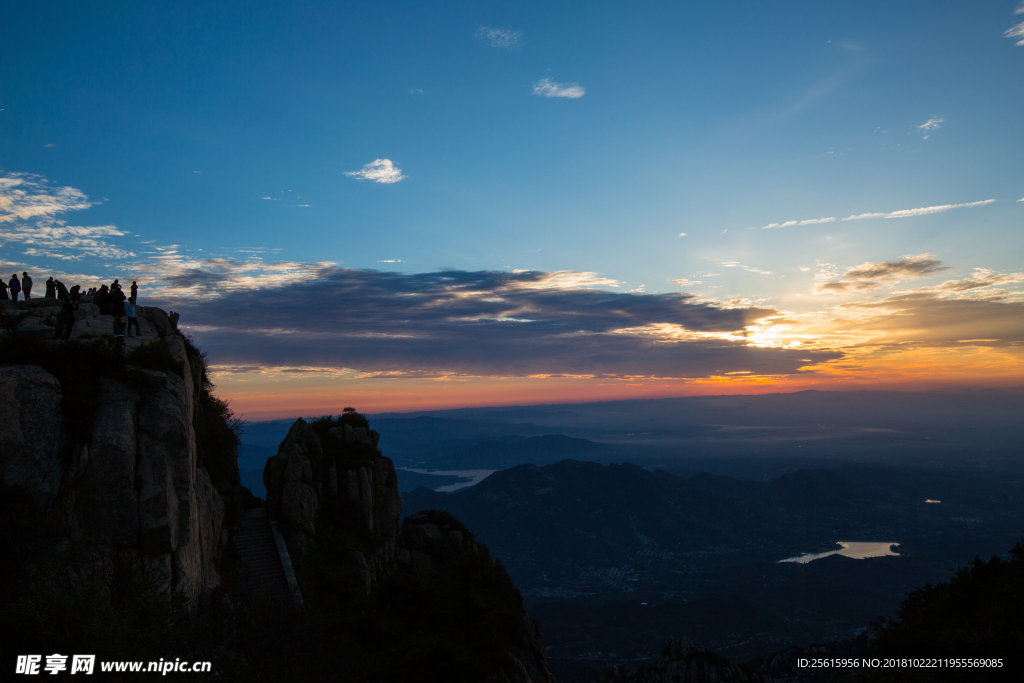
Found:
95,285 -> 111,315
60,297 -> 78,340
68,284 -> 80,303
21,272 -> 32,299
111,283 -> 126,317
124,300 -> 140,337
130,280 -> 138,304
45,277 -> 56,299
9,274 -> 20,301
0,279 -> 8,301
55,279 -> 69,300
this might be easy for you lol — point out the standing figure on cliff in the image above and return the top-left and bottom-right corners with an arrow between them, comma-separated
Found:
60,296 -> 78,340
110,282 -> 127,317
95,284 -> 111,315
55,279 -> 69,300
124,300 -> 140,337
45,277 -> 56,299
21,272 -> 32,299
0,278 -> 8,301
68,284 -> 80,303
130,280 -> 138,304
9,274 -> 21,301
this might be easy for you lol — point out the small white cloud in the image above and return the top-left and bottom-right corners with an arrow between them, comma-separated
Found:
799,267 -> 811,272
44,143 -> 56,148
345,159 -> 406,184
720,260 -> 772,276
671,278 -> 703,287
918,117 -> 943,131
378,259 -> 404,263
532,78 -> 585,99
844,199 -> 995,221
262,196 -> 272,200
475,26 -> 522,48
677,232 -> 688,237
1019,197 -> 1024,202
761,216 -> 835,229
193,170 -> 202,174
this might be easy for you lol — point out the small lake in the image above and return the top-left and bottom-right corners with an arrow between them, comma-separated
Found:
396,468 -> 496,492
779,541 -> 900,564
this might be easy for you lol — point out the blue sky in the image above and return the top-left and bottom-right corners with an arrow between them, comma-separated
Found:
2,1 -> 1023,413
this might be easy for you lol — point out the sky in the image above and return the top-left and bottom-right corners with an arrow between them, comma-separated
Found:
2,1 -> 1023,418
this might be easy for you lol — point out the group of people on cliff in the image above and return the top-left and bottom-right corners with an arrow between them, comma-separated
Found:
1,272 -> 143,343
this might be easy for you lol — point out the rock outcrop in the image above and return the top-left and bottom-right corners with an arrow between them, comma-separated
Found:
263,417 -> 402,589
399,511 -> 557,683
599,638 -> 774,683
262,419 -> 557,682
0,303 -> 240,608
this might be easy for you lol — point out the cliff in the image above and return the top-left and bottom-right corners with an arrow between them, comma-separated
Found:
261,416 -> 557,682
1,301 -> 556,682
0,301 -> 242,609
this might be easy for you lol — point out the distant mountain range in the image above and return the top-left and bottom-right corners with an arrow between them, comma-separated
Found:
402,460 -> 1024,679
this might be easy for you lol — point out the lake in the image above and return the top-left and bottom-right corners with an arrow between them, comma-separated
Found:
396,468 -> 496,492
779,541 -> 900,564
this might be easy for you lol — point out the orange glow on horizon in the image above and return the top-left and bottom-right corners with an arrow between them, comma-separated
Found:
213,364 -> 1024,420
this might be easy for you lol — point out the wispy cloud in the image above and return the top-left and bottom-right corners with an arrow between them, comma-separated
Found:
918,117 -> 943,131
475,26 -> 522,48
760,216 -> 835,229
344,158 -> 406,184
532,78 -> 585,99
721,260 -> 773,276
0,223 -> 134,260
671,278 -> 703,287
844,199 -> 995,221
814,254 -> 951,294
902,267 -> 1024,296
1007,2 -> 1024,45
0,173 -> 95,223
677,232 -> 688,237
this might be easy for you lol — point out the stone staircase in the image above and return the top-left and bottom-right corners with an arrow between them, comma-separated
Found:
234,508 -> 289,597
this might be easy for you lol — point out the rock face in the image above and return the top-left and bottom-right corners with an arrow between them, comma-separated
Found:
0,306 -> 240,608
599,638 -> 774,683
398,511 -> 557,683
263,421 -> 557,683
263,417 -> 402,588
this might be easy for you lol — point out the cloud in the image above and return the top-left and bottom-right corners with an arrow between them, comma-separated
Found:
0,173 -> 95,223
671,278 -> 703,287
136,265 -> 836,380
344,159 -> 406,184
677,232 -> 688,237
0,222 -> 134,260
760,216 -> 835,229
814,254 -> 952,294
720,260 -> 773,276
475,26 -> 522,48
1007,19 -> 1024,45
844,199 -> 995,221
918,117 -> 943,131
902,267 -> 1024,296
532,78 -> 585,99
